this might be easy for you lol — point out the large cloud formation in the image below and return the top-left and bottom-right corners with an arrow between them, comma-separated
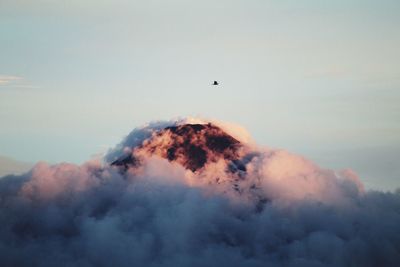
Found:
0,118 -> 399,267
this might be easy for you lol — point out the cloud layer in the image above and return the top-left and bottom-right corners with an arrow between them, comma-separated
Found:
0,119 -> 399,267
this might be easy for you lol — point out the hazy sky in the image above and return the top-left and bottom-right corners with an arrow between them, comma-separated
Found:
0,0 -> 399,190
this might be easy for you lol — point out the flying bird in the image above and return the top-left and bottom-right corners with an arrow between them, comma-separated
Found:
212,81 -> 219,85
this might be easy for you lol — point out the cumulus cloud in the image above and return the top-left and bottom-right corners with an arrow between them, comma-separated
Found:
0,119 -> 399,267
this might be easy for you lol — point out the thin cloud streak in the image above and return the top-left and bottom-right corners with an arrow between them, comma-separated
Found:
0,75 -> 40,89
0,75 -> 22,85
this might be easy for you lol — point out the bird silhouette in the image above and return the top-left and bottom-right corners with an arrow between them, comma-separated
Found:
213,81 -> 219,85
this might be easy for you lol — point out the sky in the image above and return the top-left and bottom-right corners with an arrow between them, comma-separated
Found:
0,0 -> 399,191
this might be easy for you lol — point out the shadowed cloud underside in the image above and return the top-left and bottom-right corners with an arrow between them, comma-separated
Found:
0,118 -> 399,267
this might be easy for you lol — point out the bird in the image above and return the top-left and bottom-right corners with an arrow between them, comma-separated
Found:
212,81 -> 219,85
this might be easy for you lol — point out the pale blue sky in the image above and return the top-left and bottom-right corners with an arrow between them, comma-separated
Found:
0,0 -> 399,190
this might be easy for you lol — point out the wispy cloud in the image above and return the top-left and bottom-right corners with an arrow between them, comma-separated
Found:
0,75 -> 23,85
0,74 -> 40,89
